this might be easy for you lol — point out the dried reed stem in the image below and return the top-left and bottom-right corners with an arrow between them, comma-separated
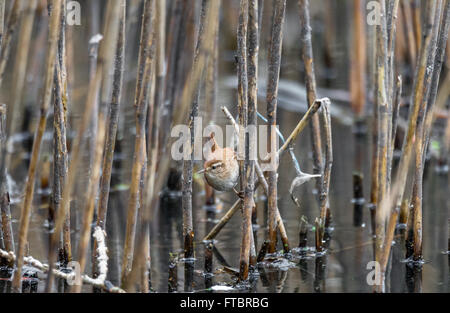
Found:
237,0 -> 250,280
0,104 -> 13,266
375,0 -> 389,266
12,0 -> 62,292
277,101 -> 321,156
124,0 -> 221,292
0,0 -> 23,88
379,0 -> 444,282
319,99 -> 332,233
45,0 -> 122,292
401,0 -> 417,66
350,0 -> 367,117
298,0 -> 323,182
222,106 -> 290,251
1,229 -> 124,293
267,0 -> 286,253
410,0 -> 447,262
96,0 -> 126,232
122,0 -> 155,287
73,118 -> 107,293
6,0 -> 36,156
52,0 -> 71,265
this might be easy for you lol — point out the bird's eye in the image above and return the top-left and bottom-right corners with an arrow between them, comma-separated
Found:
211,164 -> 218,170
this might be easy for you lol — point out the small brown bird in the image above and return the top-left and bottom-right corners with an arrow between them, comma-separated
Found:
200,133 -> 239,192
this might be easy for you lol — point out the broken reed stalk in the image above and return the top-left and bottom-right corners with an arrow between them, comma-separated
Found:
221,106 -> 290,252
319,99 -> 332,234
277,101 -> 321,156
411,0 -> 448,262
298,217 -> 308,251
298,0 -> 323,185
12,0 -> 62,292
203,199 -> 242,241
353,172 -> 364,227
0,104 -> 13,266
378,0 -> 444,283
350,0 -> 367,118
266,0 -> 286,254
53,0 -> 71,264
168,253 -> 178,292
122,0 -> 155,287
1,228 -> 124,293
45,0 -> 122,292
0,0 -> 23,88
123,0 -> 221,292
257,240 -> 269,262
374,0 -> 389,267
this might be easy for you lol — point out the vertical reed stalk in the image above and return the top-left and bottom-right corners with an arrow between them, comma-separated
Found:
237,0 -> 250,280
52,0 -> 70,264
353,172 -> 364,226
411,0 -> 446,262
5,0 -> 36,156
12,0 -> 62,292
205,2 -> 220,124
412,0 -> 422,52
122,0 -> 155,287
379,0 -> 442,283
45,0 -> 122,292
266,0 -> 286,253
375,0 -> 389,267
319,99 -> 332,235
0,0 -> 4,48
124,0 -> 221,291
182,0 -> 208,268
401,0 -> 417,67
350,0 -> 367,118
94,0 -> 126,280
0,0 -> 23,88
148,0 -> 165,177
298,0 -> 323,186
72,118 -> 107,293
386,1 -> 400,194
248,0 -> 259,266
0,104 -> 13,265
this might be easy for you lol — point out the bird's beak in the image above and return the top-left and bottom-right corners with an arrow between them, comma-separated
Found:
196,168 -> 205,175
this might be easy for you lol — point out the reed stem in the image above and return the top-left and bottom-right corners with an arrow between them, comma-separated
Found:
12,0 -> 62,292
266,0 -> 286,254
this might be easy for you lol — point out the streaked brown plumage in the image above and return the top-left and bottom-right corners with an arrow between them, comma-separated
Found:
202,133 -> 239,192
